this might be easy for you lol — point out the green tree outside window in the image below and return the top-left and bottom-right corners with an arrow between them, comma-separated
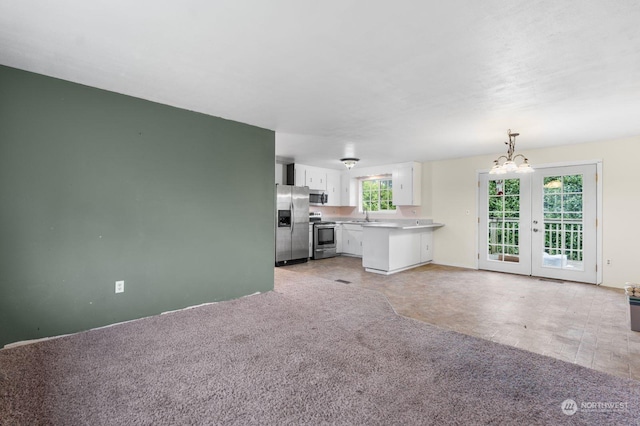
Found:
362,178 -> 395,212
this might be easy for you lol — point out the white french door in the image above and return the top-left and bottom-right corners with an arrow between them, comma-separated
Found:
530,165 -> 597,283
478,174 -> 532,275
478,164 -> 599,284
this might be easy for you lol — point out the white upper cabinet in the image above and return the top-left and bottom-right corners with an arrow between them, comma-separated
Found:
341,173 -> 358,207
289,164 -> 306,187
305,166 -> 327,191
325,170 -> 341,206
287,161 -> 422,207
392,162 -> 422,206
289,164 -> 326,191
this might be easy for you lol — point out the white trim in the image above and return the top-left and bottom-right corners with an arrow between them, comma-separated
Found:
365,261 -> 433,275
358,175 -> 398,214
596,161 -> 603,285
3,333 -> 72,350
434,261 -> 477,270
2,292 -> 263,350
475,176 -> 480,270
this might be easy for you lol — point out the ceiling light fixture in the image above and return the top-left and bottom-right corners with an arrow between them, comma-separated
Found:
489,130 -> 534,175
340,158 -> 359,170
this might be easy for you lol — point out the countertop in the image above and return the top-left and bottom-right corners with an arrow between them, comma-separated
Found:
361,222 -> 445,230
328,218 -> 444,230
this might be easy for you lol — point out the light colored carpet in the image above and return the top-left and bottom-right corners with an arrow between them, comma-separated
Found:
1,268 -> 638,425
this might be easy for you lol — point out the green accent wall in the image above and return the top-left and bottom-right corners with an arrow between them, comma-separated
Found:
0,65 -> 275,347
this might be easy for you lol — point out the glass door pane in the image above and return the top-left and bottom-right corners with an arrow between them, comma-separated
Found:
488,179 -> 521,263
478,173 -> 531,276
531,164 -> 597,283
542,174 -> 584,270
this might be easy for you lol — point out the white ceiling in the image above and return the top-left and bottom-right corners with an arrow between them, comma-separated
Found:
2,0 -> 639,169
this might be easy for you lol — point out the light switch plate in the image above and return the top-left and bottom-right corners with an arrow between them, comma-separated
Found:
115,280 -> 125,293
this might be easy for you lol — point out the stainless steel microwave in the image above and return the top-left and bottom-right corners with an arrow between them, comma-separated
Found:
309,191 -> 328,206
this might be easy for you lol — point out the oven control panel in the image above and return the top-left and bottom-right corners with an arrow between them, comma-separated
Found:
309,211 -> 322,222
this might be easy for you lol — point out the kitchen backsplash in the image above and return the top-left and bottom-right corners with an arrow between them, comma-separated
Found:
311,205 -> 426,219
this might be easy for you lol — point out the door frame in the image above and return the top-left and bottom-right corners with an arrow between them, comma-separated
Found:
476,159 -> 603,284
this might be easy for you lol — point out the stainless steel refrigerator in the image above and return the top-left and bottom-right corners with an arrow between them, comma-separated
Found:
275,185 -> 309,266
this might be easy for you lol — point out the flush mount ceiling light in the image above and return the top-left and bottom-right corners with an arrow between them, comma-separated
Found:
340,158 -> 360,170
489,129 -> 534,175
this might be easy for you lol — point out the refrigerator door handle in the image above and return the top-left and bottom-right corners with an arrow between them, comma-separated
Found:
290,201 -> 294,233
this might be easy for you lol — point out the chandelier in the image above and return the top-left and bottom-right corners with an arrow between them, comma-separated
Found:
489,130 -> 534,174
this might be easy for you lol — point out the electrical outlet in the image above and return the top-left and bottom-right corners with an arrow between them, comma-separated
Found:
115,280 -> 125,293
606,259 -> 612,265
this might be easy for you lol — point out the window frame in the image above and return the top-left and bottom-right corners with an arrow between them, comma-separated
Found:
360,176 -> 396,213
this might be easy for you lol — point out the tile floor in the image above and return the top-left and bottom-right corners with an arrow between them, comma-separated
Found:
282,256 -> 640,381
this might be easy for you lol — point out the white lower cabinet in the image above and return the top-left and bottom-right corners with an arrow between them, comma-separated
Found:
336,225 -> 343,253
420,231 -> 433,263
341,224 -> 363,257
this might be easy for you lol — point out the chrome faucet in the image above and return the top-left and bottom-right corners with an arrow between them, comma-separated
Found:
364,207 -> 370,222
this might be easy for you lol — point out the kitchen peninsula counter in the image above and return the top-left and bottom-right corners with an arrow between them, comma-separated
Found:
361,222 -> 444,230
362,220 -> 444,275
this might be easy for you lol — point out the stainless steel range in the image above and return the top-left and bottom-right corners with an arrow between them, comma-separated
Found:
310,212 -> 337,260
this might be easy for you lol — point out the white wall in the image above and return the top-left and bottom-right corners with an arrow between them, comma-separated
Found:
426,135 -> 640,288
